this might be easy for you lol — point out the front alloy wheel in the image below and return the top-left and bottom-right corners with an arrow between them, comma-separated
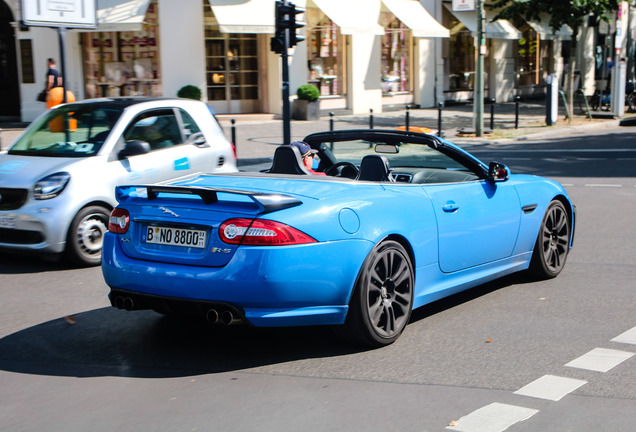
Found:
344,240 -> 414,347
529,200 -> 570,279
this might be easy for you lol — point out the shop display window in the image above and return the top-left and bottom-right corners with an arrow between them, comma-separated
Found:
380,13 -> 411,94
306,7 -> 344,97
81,0 -> 161,99
443,8 -> 475,91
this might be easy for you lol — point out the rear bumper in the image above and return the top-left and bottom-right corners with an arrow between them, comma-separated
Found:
102,233 -> 372,326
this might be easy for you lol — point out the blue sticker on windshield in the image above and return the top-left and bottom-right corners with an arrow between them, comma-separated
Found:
0,161 -> 29,174
174,157 -> 190,170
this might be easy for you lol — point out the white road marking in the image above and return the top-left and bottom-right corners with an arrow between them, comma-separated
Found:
445,403 -> 538,432
565,348 -> 635,372
513,375 -> 587,401
584,184 -> 623,188
611,326 -> 636,345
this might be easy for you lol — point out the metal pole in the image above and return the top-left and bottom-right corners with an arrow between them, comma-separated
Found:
405,105 -> 410,131
231,119 -> 236,151
490,98 -> 495,130
437,102 -> 443,136
329,112 -> 334,131
58,27 -> 68,104
514,96 -> 520,129
281,1 -> 291,145
475,0 -> 485,137
369,108 -> 374,129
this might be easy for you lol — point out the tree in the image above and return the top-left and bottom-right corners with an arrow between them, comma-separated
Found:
493,0 -> 620,122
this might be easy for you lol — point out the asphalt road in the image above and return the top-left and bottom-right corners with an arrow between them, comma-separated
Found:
0,126 -> 635,432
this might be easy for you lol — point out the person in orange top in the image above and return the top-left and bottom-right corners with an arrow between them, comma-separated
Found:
290,141 -> 326,175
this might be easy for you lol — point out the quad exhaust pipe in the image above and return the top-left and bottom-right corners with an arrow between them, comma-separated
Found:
207,308 -> 242,326
114,296 -> 135,311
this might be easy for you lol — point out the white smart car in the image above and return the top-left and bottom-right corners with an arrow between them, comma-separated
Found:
0,97 -> 237,266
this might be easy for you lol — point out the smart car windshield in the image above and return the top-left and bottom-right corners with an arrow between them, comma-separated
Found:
9,103 -> 123,157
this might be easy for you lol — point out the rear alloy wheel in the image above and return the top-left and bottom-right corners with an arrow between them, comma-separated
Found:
65,206 -> 110,266
529,200 -> 570,279
344,240 -> 414,347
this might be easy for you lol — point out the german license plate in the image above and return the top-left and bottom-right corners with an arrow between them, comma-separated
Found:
144,226 -> 206,248
0,215 -> 15,228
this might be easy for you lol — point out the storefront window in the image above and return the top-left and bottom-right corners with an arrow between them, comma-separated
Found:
515,25 -> 540,86
306,8 -> 344,97
380,13 -> 411,93
443,8 -> 474,91
204,3 -> 259,113
81,0 -> 161,99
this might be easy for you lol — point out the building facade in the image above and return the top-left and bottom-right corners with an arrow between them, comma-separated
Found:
3,0 -> 635,122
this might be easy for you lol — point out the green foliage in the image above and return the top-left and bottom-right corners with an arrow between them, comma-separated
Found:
492,0 -> 620,39
296,84 -> 320,102
177,85 -> 202,101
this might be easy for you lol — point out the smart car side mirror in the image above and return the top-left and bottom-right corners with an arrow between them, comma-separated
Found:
487,161 -> 510,182
118,140 -> 151,159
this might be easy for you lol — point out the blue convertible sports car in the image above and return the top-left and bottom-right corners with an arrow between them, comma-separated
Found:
102,130 -> 575,346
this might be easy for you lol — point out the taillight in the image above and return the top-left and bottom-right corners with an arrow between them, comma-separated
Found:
219,218 -> 316,246
108,208 -> 130,234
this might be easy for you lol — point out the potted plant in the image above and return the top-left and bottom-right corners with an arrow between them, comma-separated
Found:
292,84 -> 320,120
177,85 -> 202,100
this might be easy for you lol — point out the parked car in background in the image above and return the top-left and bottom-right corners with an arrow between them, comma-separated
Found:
0,97 -> 237,266
102,129 -> 575,347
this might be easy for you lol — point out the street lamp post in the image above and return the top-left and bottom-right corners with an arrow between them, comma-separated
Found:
475,0 -> 485,137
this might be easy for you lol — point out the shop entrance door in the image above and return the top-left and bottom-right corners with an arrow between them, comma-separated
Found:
205,33 -> 260,114
0,3 -> 19,118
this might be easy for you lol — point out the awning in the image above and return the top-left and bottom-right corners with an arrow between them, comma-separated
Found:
310,0 -> 384,35
382,0 -> 449,38
443,4 -> 521,40
80,0 -> 152,33
527,15 -> 572,40
208,0 -> 274,34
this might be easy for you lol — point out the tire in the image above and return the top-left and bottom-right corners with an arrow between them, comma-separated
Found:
343,240 -> 414,347
65,205 -> 110,266
529,200 -> 570,279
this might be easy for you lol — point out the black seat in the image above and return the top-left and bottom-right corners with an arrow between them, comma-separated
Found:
356,154 -> 395,182
269,145 -> 312,175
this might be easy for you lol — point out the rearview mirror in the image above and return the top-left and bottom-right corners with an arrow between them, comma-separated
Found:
375,144 -> 399,154
488,161 -> 510,182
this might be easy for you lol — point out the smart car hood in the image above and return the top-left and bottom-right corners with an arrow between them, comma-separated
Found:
0,153 -> 88,187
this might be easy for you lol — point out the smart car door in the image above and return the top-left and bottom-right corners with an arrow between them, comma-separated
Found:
425,180 -> 521,273
114,108 -> 210,184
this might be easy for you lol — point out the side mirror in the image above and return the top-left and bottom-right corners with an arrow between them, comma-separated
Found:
118,140 -> 151,159
488,161 -> 510,182
186,132 -> 208,147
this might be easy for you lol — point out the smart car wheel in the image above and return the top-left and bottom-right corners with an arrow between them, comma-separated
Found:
529,200 -> 570,279
65,205 -> 110,266
344,240 -> 414,347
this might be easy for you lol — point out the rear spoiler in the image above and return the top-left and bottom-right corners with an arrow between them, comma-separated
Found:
115,185 -> 302,214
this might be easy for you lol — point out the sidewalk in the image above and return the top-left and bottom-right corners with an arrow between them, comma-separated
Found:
216,100 -> 635,166
1,100 -> 632,161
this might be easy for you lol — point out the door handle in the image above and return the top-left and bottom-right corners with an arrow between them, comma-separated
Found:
442,201 -> 459,213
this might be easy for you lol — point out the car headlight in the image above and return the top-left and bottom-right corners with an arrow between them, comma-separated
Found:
34,172 -> 71,200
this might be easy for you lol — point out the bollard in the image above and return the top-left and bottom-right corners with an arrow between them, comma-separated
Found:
490,98 -> 495,130
329,112 -> 334,150
405,105 -> 410,131
437,102 -> 443,137
231,119 -> 236,152
514,96 -> 520,129
369,108 -> 374,129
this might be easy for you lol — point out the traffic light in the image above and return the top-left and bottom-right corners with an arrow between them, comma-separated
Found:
271,1 -> 305,54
